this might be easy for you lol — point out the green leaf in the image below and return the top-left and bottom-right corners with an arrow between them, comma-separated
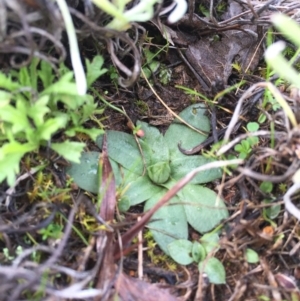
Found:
260,181 -> 273,193
200,233 -> 220,253
137,120 -> 169,165
0,101 -> 31,134
168,239 -> 194,265
179,185 -> 228,233
263,199 -> 281,220
66,152 -> 123,193
86,55 -> 107,88
118,196 -> 130,212
38,60 -> 55,89
198,257 -> 226,284
245,248 -> 259,263
51,141 -> 85,163
123,175 -> 161,206
170,156 -> 222,184
0,142 -> 37,186
18,66 -> 31,88
147,161 -> 171,184
247,122 -> 259,132
0,73 -> 20,91
66,151 -> 100,193
192,241 -> 206,263
27,95 -> 50,127
144,190 -> 188,255
234,144 -> 243,152
29,57 -> 39,91
0,91 -> 11,107
246,136 -> 259,146
96,131 -> 144,175
41,72 -> 78,96
34,115 -> 68,141
65,127 -> 104,141
241,139 -> 250,150
164,104 -> 210,158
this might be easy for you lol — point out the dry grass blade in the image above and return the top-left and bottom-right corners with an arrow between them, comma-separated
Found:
94,134 -> 117,301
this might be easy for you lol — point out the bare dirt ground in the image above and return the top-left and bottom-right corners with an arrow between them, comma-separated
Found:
1,0 -> 300,300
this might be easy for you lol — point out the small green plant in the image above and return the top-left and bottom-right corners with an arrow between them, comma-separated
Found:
234,122 -> 259,159
0,55 -> 106,186
3,246 -> 23,261
260,181 -> 281,226
39,223 -> 63,241
198,4 -> 209,17
142,48 -> 172,85
67,104 -> 229,255
167,232 -> 226,284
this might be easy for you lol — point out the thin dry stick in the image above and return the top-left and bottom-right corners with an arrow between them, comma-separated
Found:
137,216 -> 143,280
5,166 -> 41,207
218,81 -> 297,156
284,182 -> 300,221
141,68 -> 209,136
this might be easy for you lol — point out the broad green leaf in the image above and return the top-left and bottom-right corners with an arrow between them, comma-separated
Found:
96,131 -> 144,175
247,122 -> 259,132
86,55 -> 107,88
179,185 -> 228,233
66,152 -> 123,193
137,120 -> 162,142
118,197 -> 130,212
168,239 -> 194,265
123,175 -> 161,206
198,257 -> 226,284
260,181 -> 273,193
147,161 -> 171,184
66,151 -> 100,193
246,248 -> 259,263
51,141 -> 85,163
137,121 -> 169,165
200,233 -> 220,253
170,156 -> 222,184
144,190 -> 188,255
192,241 -> 206,263
164,104 -> 210,158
